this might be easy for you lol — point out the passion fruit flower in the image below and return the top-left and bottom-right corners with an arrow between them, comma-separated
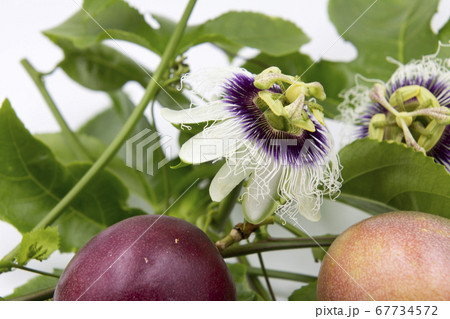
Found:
161,67 -> 341,224
339,55 -> 450,171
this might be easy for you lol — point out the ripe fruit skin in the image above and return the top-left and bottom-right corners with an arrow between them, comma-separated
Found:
54,215 -> 236,301
317,211 -> 450,301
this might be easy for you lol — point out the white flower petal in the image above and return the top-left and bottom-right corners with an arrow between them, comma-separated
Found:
183,67 -> 250,101
179,134 -> 224,164
297,196 -> 321,222
242,168 -> 282,224
179,122 -> 242,164
209,161 -> 251,202
160,101 -> 231,124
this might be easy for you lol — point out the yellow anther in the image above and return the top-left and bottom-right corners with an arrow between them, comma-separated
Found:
285,83 -> 305,104
312,108 -> 325,125
291,117 -> 316,132
306,82 -> 326,101
258,91 -> 287,117
417,120 -> 446,151
368,113 -> 386,142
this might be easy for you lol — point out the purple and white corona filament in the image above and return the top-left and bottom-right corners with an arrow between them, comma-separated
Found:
339,55 -> 450,171
162,67 -> 341,223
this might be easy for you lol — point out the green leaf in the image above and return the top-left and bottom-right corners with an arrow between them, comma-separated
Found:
167,182 -> 210,225
227,263 -> 264,301
3,269 -> 62,300
155,11 -> 309,57
243,52 -> 311,76
312,247 -> 326,262
170,161 -> 223,198
57,41 -> 150,91
53,7 -> 308,58
77,91 -> 167,211
43,0 -> 163,54
156,86 -> 191,110
197,11 -> 309,57
57,163 -> 142,251
49,38 -> 189,107
435,44 -> 450,60
0,99 -> 141,252
16,227 -> 59,266
288,281 -> 317,301
77,91 -> 219,213
155,158 -> 221,217
36,133 -> 152,209
312,244 -> 331,263
78,91 -> 152,161
338,139 -> 450,218
438,20 -> 450,43
329,0 -> 440,81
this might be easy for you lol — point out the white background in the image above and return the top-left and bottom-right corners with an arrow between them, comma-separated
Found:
0,0 -> 449,300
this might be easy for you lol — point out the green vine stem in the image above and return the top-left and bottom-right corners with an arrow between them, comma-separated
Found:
5,262 -> 60,278
0,0 -> 197,267
220,236 -> 337,258
245,266 -> 317,283
21,59 -> 92,162
257,252 -> 276,301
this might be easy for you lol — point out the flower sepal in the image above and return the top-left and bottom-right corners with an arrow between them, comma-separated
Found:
170,160 -> 191,170
241,170 -> 283,224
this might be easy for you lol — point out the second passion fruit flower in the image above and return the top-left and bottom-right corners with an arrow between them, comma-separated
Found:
339,55 -> 450,171
162,67 -> 341,224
